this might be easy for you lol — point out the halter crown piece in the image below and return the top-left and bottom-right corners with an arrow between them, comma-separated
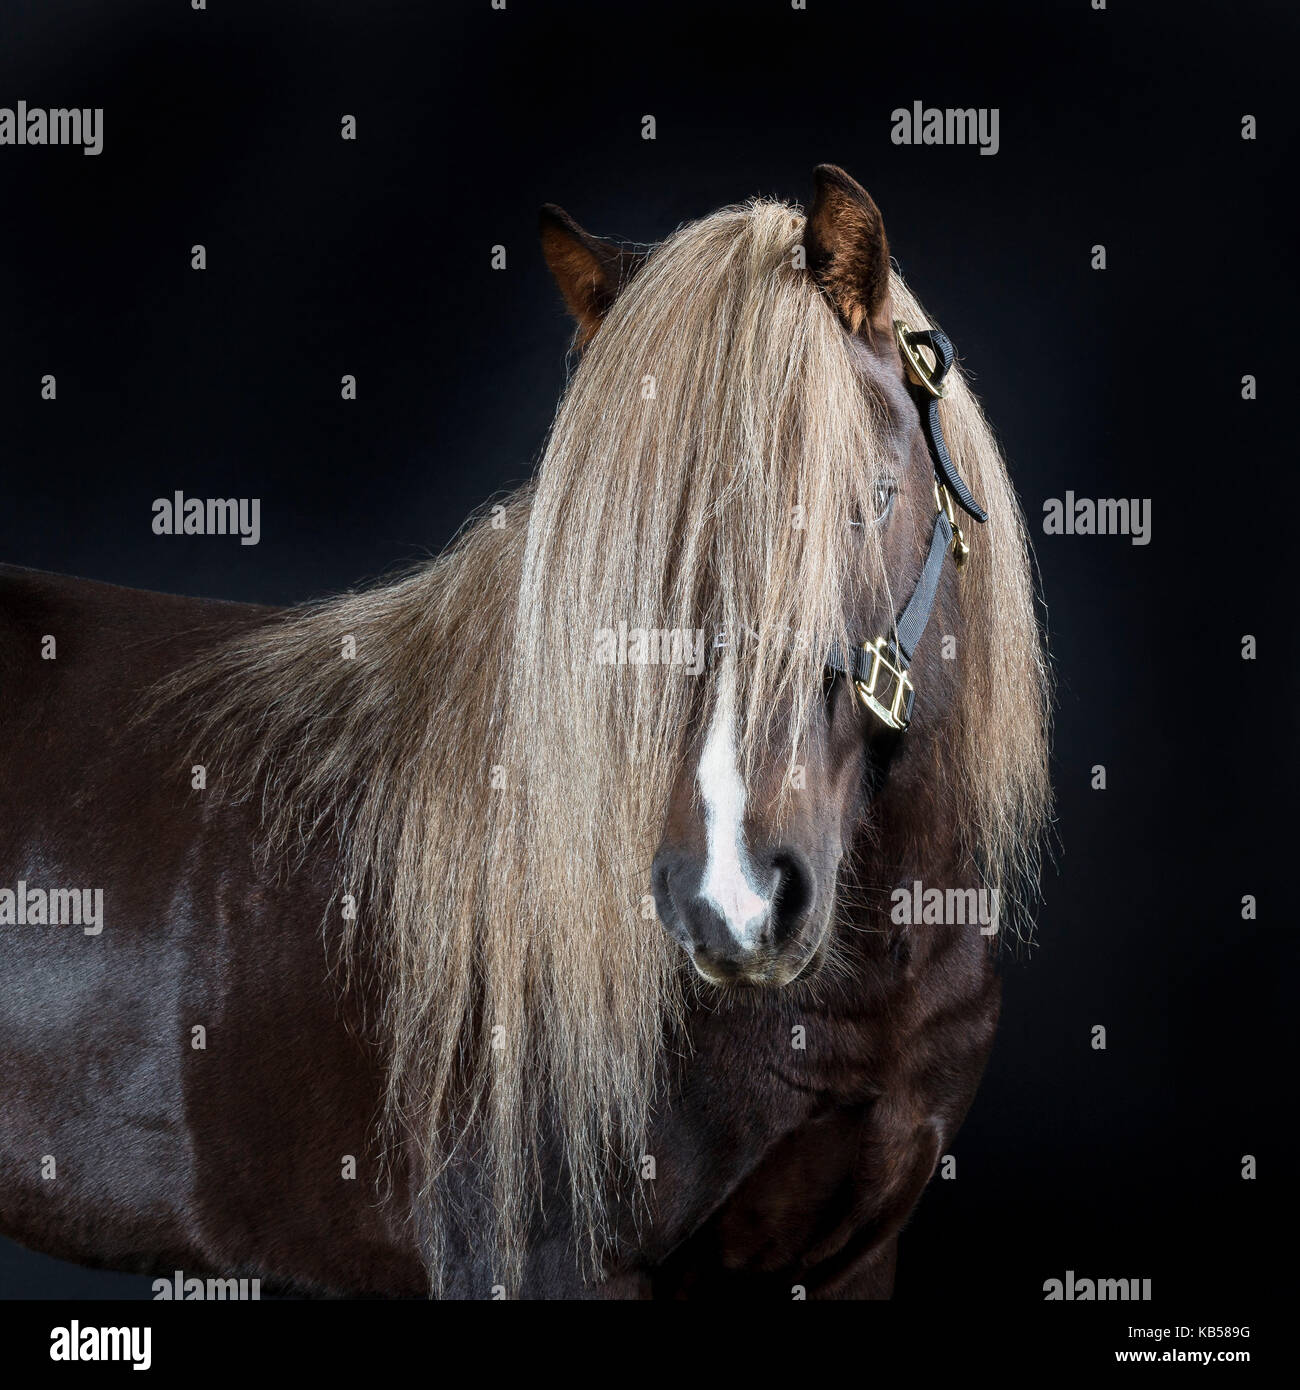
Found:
825,320 -> 988,733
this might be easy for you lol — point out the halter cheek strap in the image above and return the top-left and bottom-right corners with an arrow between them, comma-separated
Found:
825,320 -> 987,733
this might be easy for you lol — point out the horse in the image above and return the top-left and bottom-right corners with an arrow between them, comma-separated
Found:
0,165 -> 1050,1299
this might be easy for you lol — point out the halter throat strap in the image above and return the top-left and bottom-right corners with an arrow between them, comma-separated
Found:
825,321 -> 987,733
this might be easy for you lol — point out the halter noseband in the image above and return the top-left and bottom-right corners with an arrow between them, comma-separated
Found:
825,320 -> 988,733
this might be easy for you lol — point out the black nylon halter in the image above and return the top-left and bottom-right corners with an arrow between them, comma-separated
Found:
825,321 -> 987,732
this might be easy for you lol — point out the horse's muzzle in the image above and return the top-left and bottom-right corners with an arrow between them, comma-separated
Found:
650,845 -> 827,987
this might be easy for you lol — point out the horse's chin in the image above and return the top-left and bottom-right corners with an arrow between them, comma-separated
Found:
688,935 -> 830,990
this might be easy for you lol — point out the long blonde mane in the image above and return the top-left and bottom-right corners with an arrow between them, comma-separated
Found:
153,199 -> 1049,1288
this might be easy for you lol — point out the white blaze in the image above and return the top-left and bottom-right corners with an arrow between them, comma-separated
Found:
697,668 -> 771,946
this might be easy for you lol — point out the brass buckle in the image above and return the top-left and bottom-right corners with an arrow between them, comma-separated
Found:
852,636 -> 914,732
894,319 -> 946,399
933,480 -> 970,568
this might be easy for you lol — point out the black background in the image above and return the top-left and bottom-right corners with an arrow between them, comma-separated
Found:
0,0 -> 1294,1314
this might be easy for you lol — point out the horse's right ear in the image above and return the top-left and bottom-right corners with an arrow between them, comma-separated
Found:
539,204 -> 640,347
803,164 -> 892,341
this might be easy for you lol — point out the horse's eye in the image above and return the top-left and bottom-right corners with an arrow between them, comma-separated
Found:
872,480 -> 897,525
848,482 -> 896,531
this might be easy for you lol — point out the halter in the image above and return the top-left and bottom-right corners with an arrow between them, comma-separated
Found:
825,320 -> 987,732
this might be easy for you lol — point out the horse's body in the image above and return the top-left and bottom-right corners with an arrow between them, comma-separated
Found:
0,567 -> 421,1294
0,169 -> 1045,1297
0,564 -> 998,1297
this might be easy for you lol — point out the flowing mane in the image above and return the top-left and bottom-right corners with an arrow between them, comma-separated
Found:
148,198 -> 1050,1287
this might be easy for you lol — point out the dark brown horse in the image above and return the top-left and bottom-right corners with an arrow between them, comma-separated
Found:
0,166 -> 1049,1298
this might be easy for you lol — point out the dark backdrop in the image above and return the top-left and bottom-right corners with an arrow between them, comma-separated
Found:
0,0 -> 1293,1308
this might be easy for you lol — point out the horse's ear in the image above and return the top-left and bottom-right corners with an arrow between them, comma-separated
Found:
539,204 -> 640,347
803,164 -> 892,339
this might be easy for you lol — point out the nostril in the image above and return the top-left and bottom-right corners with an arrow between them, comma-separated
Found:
651,852 -> 692,946
650,855 -> 672,918
768,850 -> 813,944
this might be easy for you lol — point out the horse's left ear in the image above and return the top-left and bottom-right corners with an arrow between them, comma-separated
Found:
539,204 -> 641,347
803,164 -> 892,339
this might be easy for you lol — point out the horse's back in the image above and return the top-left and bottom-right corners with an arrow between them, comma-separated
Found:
0,562 -> 273,962
0,566 -> 423,1295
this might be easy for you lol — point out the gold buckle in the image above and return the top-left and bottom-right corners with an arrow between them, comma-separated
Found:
933,480 -> 970,568
852,636 -> 914,732
894,318 -> 946,399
